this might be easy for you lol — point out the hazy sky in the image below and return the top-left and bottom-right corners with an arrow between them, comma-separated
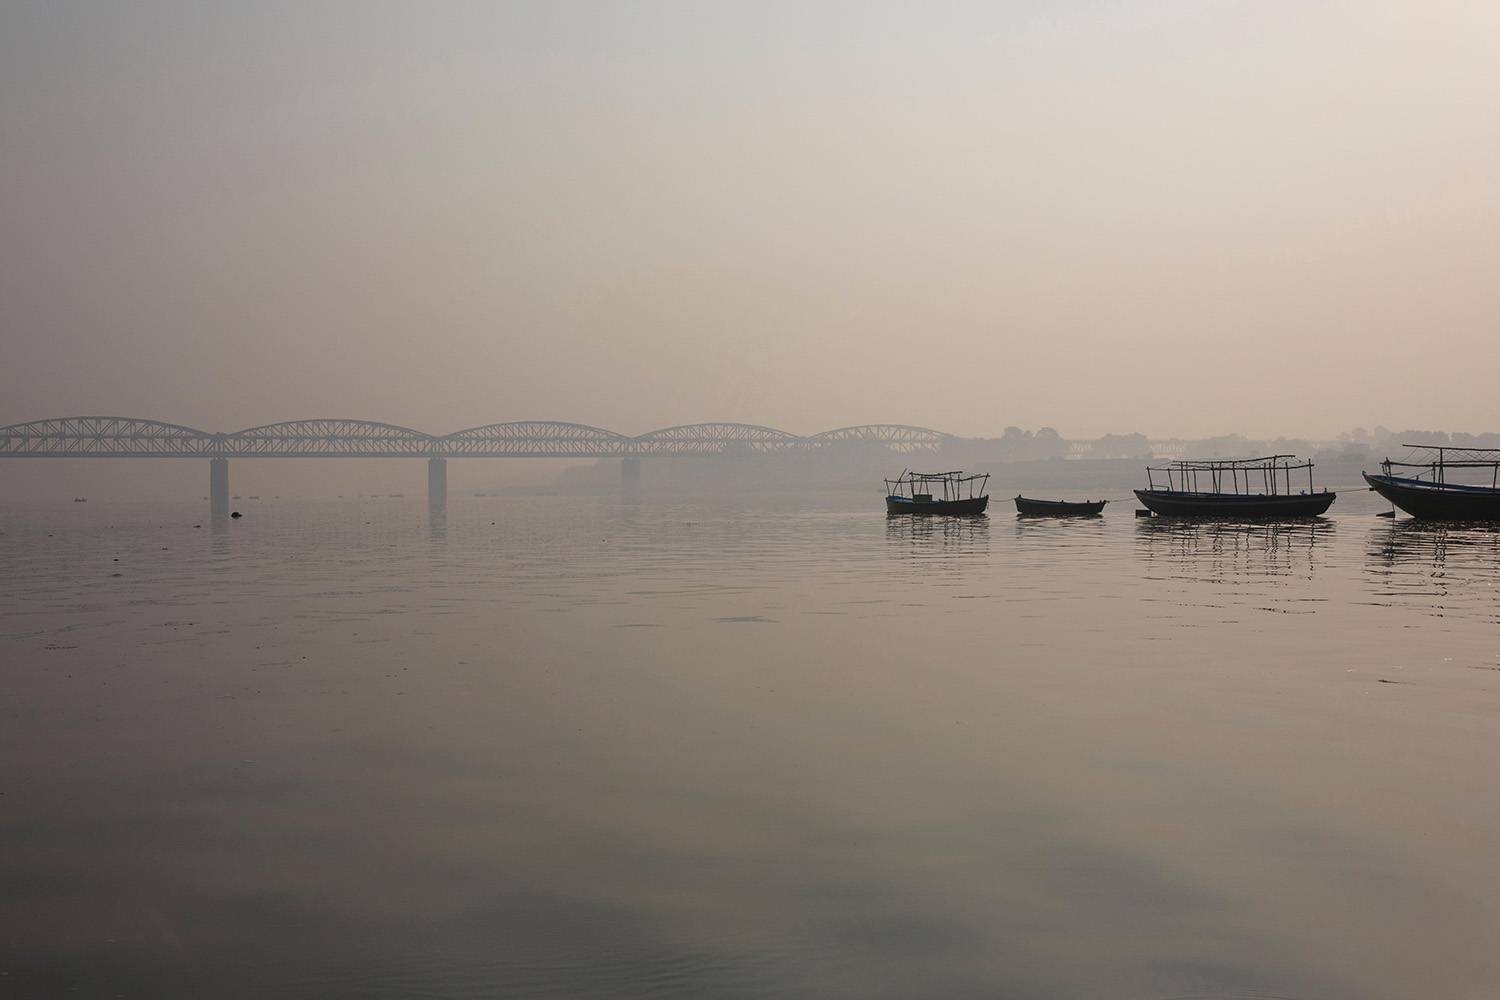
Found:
3,1 -> 1497,441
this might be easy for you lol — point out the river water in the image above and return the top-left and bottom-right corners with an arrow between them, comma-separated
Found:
2,490 -> 1498,999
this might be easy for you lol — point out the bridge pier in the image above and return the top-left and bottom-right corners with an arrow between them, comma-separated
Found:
622,457 -> 641,498
210,458 -> 229,518
428,457 -> 447,506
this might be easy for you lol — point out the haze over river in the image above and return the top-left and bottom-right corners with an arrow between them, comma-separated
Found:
3,484 -> 1498,999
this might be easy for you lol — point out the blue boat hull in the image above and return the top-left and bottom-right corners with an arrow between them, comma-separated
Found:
886,495 -> 989,515
1363,472 -> 1500,520
1134,489 -> 1334,518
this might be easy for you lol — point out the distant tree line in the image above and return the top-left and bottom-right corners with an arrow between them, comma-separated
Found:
938,426 -> 1500,465
1336,427 -> 1500,451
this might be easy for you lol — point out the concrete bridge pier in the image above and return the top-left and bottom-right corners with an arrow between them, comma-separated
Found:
210,458 -> 229,518
622,457 -> 641,499
428,457 -> 447,506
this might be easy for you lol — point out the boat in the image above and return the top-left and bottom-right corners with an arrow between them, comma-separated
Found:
1014,496 -> 1106,516
73,497 -> 86,502
1363,445 -> 1500,520
885,470 -> 989,515
1135,455 -> 1335,518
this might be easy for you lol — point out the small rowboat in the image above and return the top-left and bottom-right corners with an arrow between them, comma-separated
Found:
1014,496 -> 1106,516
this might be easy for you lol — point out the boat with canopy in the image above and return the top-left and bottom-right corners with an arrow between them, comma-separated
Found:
1363,445 -> 1500,520
1135,455 -> 1335,518
885,471 -> 990,515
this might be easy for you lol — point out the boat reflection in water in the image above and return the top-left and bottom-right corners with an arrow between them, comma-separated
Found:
1135,516 -> 1332,582
885,505 -> 990,557
1366,521 -> 1500,623
1367,520 -> 1500,576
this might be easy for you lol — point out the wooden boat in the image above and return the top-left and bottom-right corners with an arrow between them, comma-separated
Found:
1364,445 -> 1500,520
1014,495 -> 1106,516
885,471 -> 989,515
1135,455 -> 1335,518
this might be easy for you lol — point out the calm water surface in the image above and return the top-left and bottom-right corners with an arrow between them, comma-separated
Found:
2,492 -> 1498,999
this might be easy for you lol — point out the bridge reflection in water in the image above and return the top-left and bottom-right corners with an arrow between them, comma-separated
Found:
0,416 -> 952,512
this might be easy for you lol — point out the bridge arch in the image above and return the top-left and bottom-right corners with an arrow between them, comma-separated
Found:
227,419 -> 437,456
631,423 -> 807,455
807,425 -> 952,453
441,422 -> 632,457
0,416 -> 218,456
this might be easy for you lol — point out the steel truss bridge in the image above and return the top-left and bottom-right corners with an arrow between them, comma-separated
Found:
0,417 -> 952,459
1,417 -> 956,510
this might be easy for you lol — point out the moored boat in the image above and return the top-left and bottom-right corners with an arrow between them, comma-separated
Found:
1364,445 -> 1500,520
1135,455 -> 1335,518
885,471 -> 989,515
1014,496 -> 1106,516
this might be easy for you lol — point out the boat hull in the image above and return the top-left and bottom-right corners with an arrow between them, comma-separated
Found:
886,495 -> 989,515
1363,472 -> 1500,520
1134,489 -> 1334,518
1014,496 -> 1106,516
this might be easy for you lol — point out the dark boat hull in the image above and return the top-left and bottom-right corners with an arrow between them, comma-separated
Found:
1014,496 -> 1106,516
1363,472 -> 1500,520
1134,489 -> 1335,518
886,495 -> 989,515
